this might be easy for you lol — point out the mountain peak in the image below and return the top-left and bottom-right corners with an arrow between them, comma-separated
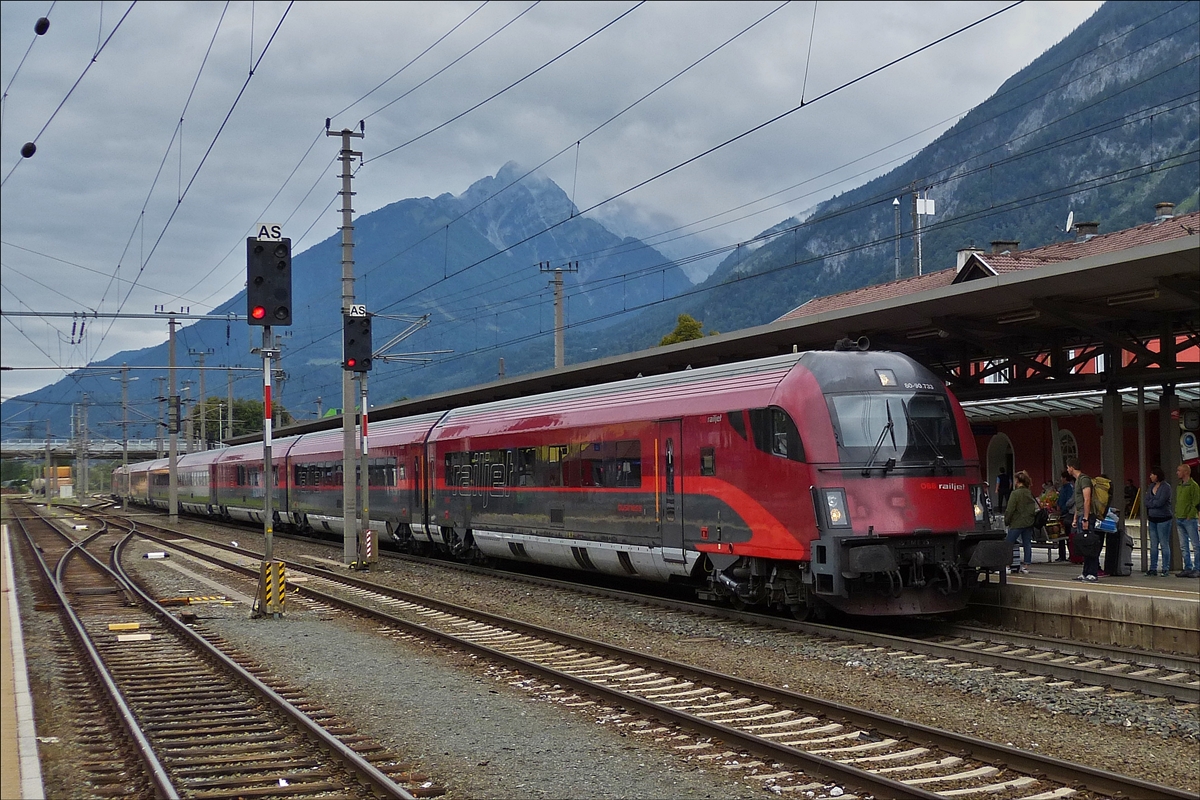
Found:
457,163 -> 578,250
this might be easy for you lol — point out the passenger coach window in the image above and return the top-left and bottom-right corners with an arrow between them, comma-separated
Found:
700,447 -> 716,476
727,410 -> 747,441
748,407 -> 804,462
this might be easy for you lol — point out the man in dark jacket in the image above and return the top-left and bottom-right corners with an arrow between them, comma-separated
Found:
1055,471 -> 1074,562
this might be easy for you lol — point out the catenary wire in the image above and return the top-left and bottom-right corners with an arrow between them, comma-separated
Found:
1,1 -> 136,189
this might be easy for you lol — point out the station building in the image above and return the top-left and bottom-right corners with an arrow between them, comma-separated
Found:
776,204 -> 1200,508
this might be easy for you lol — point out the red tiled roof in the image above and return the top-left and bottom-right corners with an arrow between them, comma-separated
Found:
776,211 -> 1198,323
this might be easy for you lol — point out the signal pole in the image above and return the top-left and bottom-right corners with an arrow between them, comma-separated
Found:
168,315 -> 179,524
245,227 -> 292,618
327,121 -> 364,566
539,261 -> 578,369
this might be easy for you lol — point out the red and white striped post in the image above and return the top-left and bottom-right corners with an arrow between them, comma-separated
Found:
357,373 -> 375,565
262,326 -> 274,565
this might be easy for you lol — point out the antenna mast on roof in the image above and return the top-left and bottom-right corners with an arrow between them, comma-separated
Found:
911,187 -> 935,276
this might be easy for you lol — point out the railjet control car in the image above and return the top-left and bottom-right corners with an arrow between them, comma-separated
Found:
116,350 -> 1009,617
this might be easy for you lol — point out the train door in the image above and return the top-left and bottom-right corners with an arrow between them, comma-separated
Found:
411,454 -> 423,525
657,419 -> 686,563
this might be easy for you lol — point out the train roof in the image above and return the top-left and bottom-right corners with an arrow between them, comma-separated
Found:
287,410 -> 446,457
431,352 -> 806,438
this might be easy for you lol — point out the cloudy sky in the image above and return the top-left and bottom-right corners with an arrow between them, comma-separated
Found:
1,0 -> 1102,401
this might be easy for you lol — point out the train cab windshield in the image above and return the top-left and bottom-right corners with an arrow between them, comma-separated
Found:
826,391 -> 962,468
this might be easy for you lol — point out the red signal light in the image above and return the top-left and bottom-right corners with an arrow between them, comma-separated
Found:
346,358 -> 357,368
251,305 -> 267,320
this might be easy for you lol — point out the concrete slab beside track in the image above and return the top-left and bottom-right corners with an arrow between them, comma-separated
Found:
970,552 -> 1199,655
2,520 -> 46,799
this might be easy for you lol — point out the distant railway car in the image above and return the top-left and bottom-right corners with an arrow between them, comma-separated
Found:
212,441 -> 291,525
118,349 -> 1007,617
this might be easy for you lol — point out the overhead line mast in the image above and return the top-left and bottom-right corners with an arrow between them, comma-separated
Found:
327,120 -> 366,567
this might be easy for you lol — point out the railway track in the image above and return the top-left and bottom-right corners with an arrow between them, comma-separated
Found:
99,503 -> 1200,706
101,509 -> 1190,799
8,500 -> 433,800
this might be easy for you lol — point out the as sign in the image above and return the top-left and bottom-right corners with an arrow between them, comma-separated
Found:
256,223 -> 283,241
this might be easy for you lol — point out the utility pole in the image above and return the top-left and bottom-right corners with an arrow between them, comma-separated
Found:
315,396 -> 322,420
190,348 -> 213,449
44,420 -> 54,502
110,364 -> 137,510
80,394 -> 90,497
181,380 -> 194,455
539,261 -> 579,369
327,120 -> 365,566
153,376 -> 166,458
226,367 -> 234,440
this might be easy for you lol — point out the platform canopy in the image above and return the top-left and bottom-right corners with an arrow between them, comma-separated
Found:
960,382 -> 1200,422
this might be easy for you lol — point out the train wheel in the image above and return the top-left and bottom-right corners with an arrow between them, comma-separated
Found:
789,601 -> 813,621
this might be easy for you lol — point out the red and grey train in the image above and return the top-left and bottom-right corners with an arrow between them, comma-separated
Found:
114,349 -> 1009,617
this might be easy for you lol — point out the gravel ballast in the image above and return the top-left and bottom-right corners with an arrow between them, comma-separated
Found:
10,506 -> 1197,797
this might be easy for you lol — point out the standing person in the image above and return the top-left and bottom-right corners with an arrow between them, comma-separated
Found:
1143,466 -> 1173,576
1004,470 -> 1038,574
996,467 -> 1012,513
1176,463 -> 1200,579
1055,470 -> 1074,562
1066,457 -> 1101,582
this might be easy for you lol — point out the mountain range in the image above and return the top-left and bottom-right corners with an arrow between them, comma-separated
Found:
3,0 -> 1198,445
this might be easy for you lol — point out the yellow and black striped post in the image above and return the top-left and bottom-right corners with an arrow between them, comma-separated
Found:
252,560 -> 286,617
352,528 -> 376,570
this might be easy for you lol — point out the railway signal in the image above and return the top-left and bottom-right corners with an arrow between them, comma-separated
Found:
343,309 -> 372,371
246,237 -> 292,326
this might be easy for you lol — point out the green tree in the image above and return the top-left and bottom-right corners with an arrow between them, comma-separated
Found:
659,314 -> 717,346
194,396 -> 293,442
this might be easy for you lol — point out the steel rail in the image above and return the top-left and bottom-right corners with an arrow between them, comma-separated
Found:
8,504 -> 180,799
381,551 -> 1200,702
105,505 -> 1200,701
122,521 -> 1192,800
100,513 -> 417,800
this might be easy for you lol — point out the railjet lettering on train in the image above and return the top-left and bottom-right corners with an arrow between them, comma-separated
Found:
114,350 -> 1009,619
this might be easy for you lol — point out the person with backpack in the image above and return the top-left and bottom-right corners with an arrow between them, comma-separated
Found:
1004,470 -> 1038,574
1066,457 -> 1102,582
1176,463 -> 1200,579
1144,466 -> 1173,576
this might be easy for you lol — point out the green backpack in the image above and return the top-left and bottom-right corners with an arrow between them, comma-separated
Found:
1091,475 -> 1112,517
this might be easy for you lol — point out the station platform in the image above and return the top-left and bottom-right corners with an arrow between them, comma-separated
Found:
2,522 -> 44,799
970,531 -> 1200,655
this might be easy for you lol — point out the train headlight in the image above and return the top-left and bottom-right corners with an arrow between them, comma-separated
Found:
971,484 -> 991,525
817,488 -> 852,529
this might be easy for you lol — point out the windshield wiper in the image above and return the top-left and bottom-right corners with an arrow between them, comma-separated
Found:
902,399 -> 951,475
861,403 -> 897,477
